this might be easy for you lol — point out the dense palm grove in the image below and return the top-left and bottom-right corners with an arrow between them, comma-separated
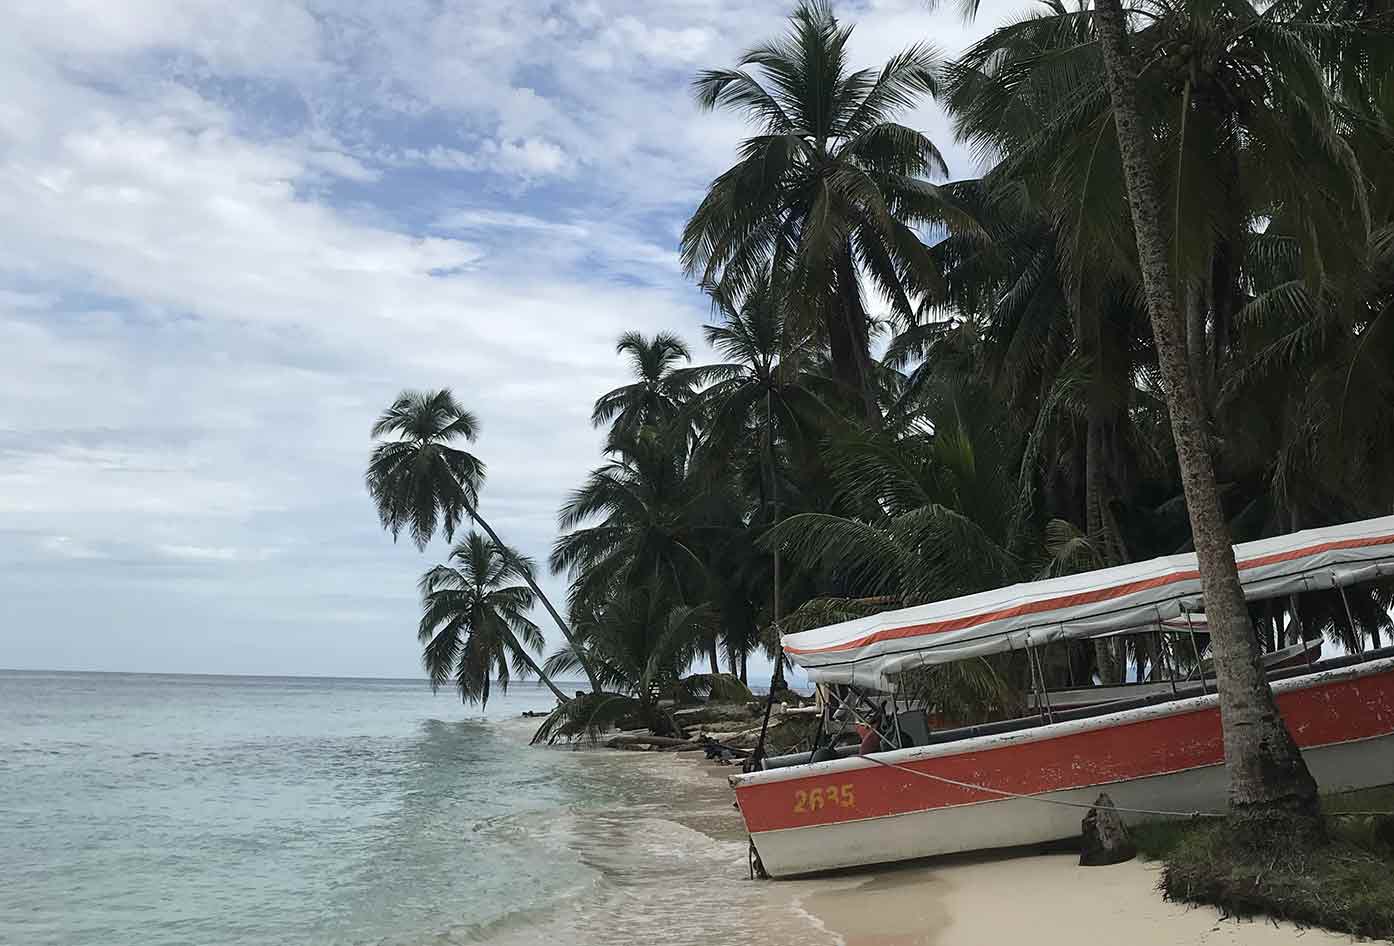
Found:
367,1 -> 1393,760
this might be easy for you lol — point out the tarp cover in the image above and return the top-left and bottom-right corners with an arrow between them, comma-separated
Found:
782,515 -> 1394,688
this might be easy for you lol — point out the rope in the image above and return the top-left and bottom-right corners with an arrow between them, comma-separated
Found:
859,754 -> 1394,820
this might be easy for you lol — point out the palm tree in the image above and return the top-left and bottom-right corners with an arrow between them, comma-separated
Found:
549,425 -> 738,676
947,0 -> 1367,406
919,181 -> 1152,680
766,365 -> 1027,607
417,532 -> 568,706
530,586 -> 725,742
591,331 -> 696,442
1089,0 -> 1319,821
682,273 -> 838,679
682,0 -> 948,423
685,272 -> 836,479
366,389 -> 601,693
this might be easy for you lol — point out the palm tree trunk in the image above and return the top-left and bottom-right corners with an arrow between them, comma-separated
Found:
1086,411 -> 1124,685
833,247 -> 881,425
508,639 -> 571,704
467,504 -> 601,694
1092,0 -> 1319,821
708,641 -> 721,676
1185,280 -> 1209,407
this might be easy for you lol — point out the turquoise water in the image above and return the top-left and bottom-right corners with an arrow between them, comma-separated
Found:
0,671 -> 825,946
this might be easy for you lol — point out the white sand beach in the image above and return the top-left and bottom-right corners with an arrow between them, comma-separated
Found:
786,850 -> 1355,946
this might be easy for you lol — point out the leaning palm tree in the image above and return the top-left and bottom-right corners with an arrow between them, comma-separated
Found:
682,0 -> 949,423
1087,0 -> 1320,822
417,532 -> 567,706
365,389 -> 600,693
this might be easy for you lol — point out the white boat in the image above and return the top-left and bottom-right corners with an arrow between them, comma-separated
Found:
730,516 -> 1394,878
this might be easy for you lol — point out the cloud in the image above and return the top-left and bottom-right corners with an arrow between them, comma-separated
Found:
157,544 -> 276,562
433,208 -> 588,237
0,0 -> 1006,677
494,137 -> 571,176
304,148 -> 382,182
38,535 -> 108,560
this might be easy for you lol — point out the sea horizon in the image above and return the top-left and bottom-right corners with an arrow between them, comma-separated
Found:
0,666 -> 784,688
0,667 -> 583,685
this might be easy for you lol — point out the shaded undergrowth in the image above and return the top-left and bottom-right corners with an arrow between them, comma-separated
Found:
1132,786 -> 1394,940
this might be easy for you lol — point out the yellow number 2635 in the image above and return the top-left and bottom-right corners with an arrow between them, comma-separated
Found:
793,782 -> 856,814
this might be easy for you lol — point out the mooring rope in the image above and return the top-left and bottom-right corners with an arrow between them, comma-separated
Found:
859,754 -> 1394,820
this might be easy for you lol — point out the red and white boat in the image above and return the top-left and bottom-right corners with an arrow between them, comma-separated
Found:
731,516 -> 1394,878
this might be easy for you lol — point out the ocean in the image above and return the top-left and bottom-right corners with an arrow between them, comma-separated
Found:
0,670 -> 831,946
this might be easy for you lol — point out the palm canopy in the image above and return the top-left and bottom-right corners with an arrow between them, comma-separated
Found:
683,272 -> 837,483
591,331 -> 695,441
417,532 -> 560,706
682,0 -> 950,421
937,0 -> 1383,560
366,389 -> 484,550
767,365 -> 1027,608
946,0 -> 1369,304
549,426 -> 737,613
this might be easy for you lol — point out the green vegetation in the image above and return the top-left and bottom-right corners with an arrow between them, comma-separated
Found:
414,533 -> 567,706
1133,788 -> 1394,939
364,0 -> 1394,850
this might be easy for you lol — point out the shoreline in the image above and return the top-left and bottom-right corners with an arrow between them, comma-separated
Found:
651,746 -> 1359,946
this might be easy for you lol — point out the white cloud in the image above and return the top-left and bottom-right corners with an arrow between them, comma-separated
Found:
484,136 -> 574,178
38,535 -> 108,560
0,0 -> 1010,676
304,148 -> 381,182
434,209 -> 588,237
157,544 -> 275,562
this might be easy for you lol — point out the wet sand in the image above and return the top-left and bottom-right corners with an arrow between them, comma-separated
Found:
676,755 -> 1355,946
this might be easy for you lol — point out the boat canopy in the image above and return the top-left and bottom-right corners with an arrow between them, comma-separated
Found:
782,515 -> 1394,689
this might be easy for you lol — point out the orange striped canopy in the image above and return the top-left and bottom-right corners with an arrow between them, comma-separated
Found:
782,516 -> 1394,688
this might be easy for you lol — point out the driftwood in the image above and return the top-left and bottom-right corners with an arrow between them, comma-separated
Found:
605,734 -> 695,750
1079,792 -> 1137,866
671,702 -> 760,725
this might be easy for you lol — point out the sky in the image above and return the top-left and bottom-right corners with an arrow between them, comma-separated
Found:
0,0 -> 1013,680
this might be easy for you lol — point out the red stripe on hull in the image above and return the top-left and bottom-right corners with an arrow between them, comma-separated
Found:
735,663 -> 1394,834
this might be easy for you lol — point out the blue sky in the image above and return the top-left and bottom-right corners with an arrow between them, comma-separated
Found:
0,0 -> 1004,679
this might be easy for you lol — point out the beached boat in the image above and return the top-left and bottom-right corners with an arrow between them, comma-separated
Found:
731,516 -> 1394,878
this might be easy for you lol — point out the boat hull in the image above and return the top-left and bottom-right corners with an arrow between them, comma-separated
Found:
731,657 -> 1394,878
